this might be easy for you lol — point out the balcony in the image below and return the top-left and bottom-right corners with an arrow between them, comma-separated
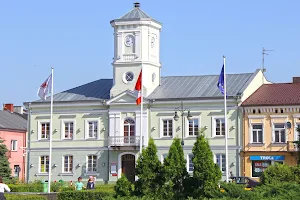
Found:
287,141 -> 299,152
108,136 -> 141,147
123,54 -> 137,61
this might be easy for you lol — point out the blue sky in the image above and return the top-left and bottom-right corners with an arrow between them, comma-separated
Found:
1,0 -> 299,106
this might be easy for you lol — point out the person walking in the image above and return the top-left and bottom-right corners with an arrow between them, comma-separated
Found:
0,176 -> 11,200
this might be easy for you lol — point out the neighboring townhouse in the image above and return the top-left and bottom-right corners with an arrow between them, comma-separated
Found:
24,2 -> 268,183
0,104 -> 27,181
241,78 -> 300,180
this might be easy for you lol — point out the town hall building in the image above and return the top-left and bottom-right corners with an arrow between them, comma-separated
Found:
24,2 -> 269,183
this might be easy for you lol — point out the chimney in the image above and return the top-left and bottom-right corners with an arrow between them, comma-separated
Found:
134,2 -> 140,8
293,77 -> 300,83
3,104 -> 14,112
13,106 -> 24,114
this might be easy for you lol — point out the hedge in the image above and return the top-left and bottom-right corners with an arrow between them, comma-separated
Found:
8,184 -> 43,192
5,194 -> 47,200
57,190 -> 114,200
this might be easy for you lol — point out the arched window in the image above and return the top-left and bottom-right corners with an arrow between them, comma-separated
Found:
124,118 -> 135,143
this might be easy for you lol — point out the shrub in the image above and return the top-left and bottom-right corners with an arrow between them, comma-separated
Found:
162,138 -> 188,199
135,138 -> 162,196
57,190 -> 114,200
8,182 -> 43,192
115,175 -> 133,197
5,194 -> 47,200
190,131 -> 222,198
260,163 -> 294,184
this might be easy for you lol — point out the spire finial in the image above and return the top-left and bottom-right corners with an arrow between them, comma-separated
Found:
134,2 -> 140,8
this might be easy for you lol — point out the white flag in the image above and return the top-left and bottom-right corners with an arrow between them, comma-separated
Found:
37,74 -> 52,100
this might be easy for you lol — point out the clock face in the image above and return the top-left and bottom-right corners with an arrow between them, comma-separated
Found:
151,37 -> 155,48
125,35 -> 134,47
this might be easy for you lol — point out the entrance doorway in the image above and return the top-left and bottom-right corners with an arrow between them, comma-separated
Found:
121,154 -> 135,182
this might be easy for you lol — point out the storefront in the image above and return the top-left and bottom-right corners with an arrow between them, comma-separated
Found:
250,155 -> 285,178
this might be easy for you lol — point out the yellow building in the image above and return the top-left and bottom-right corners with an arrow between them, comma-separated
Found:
241,78 -> 300,180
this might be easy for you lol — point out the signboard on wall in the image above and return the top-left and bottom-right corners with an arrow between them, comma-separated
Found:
249,156 -> 285,161
110,162 -> 117,176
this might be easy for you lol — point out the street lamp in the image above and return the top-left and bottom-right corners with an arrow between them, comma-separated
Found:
173,101 -> 192,146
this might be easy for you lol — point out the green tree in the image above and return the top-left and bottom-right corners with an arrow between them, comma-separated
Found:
0,138 -> 11,178
163,138 -> 188,199
114,174 -> 133,197
260,163 -> 294,184
135,138 -> 162,197
191,130 -> 222,198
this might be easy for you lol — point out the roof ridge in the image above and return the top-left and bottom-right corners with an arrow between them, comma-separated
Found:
161,72 -> 253,78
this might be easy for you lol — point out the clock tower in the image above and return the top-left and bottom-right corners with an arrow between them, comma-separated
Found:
110,2 -> 162,98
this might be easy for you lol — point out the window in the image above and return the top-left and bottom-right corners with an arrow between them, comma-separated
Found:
11,140 -> 17,151
63,155 -> 73,173
215,118 -> 225,136
87,155 -> 97,172
252,161 -> 271,177
40,156 -> 49,173
88,121 -> 98,138
124,118 -> 135,143
252,124 -> 263,143
188,154 -> 194,172
273,124 -> 286,143
188,119 -> 199,136
64,122 -> 74,139
162,119 -> 173,137
41,122 -> 50,139
14,165 -> 20,177
216,154 -> 226,173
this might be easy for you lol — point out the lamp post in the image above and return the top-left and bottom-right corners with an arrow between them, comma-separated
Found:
174,101 -> 192,146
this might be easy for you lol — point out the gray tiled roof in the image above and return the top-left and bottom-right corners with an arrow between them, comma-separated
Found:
120,7 -> 151,20
0,111 -> 27,131
31,70 -> 259,103
111,3 -> 161,25
148,70 -> 259,100
35,79 -> 113,102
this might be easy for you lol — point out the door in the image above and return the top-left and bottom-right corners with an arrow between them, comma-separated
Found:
121,154 -> 135,182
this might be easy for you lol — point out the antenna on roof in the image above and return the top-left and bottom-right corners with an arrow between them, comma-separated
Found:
262,47 -> 273,73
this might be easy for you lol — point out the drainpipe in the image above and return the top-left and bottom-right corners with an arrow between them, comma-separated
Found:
26,103 -> 31,183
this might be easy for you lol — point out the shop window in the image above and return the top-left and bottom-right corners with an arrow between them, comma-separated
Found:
252,160 -> 271,177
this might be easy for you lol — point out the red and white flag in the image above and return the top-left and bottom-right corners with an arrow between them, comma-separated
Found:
135,70 -> 142,105
37,74 -> 52,100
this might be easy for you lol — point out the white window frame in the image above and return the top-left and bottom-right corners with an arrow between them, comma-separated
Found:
272,123 -> 286,143
37,120 -> 51,140
186,154 -> 194,172
11,140 -> 18,151
61,120 -> 76,140
160,118 -> 175,138
62,155 -> 73,173
250,124 -> 264,144
186,117 -> 201,137
39,155 -> 49,173
215,154 -> 226,173
85,119 -> 100,139
212,116 -> 225,137
86,155 -> 98,173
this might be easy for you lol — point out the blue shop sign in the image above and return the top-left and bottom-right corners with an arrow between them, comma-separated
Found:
250,156 -> 285,161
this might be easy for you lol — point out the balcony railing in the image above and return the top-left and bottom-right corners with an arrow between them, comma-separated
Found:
108,136 -> 141,147
287,141 -> 299,152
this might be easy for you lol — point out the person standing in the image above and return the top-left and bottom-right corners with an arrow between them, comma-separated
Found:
86,177 -> 95,190
74,177 -> 85,191
0,176 -> 10,200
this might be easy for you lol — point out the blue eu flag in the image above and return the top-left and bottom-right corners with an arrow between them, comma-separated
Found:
217,65 -> 226,96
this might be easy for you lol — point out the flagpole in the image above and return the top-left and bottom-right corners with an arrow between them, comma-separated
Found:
223,56 -> 229,182
139,67 -> 143,154
48,67 -> 54,193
